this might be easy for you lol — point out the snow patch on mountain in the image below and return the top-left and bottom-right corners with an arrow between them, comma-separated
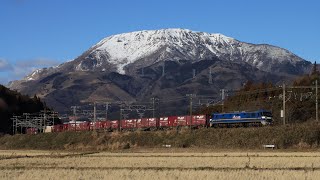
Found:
86,29 -> 240,74
22,28 -> 308,80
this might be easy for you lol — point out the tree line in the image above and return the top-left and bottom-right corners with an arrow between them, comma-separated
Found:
0,85 -> 48,134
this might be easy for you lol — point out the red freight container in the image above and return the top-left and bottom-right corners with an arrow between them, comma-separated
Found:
100,121 -> 109,129
90,122 -> 96,130
53,125 -> 63,132
147,118 -> 157,127
136,119 -> 142,128
69,123 -> 79,131
91,121 -> 106,130
140,118 -> 148,128
110,120 -> 119,129
63,124 -> 70,131
192,115 -> 207,126
120,120 -> 128,129
159,117 -> 169,127
26,128 -> 37,135
186,116 -> 191,126
125,119 -> 136,129
168,116 -> 178,127
176,116 -> 187,126
97,121 -> 105,129
79,122 -> 90,131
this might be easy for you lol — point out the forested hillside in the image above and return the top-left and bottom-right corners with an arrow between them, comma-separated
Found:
0,85 -> 47,134
199,65 -> 319,124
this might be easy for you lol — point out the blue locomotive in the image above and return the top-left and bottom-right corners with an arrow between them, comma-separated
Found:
210,109 -> 273,126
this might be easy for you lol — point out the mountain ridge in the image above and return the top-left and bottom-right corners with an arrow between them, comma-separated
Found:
13,28 -> 309,83
8,28 -> 312,113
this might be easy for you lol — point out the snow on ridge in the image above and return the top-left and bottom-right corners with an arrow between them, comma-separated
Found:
89,29 -> 237,73
24,69 -> 43,81
76,28 -> 305,74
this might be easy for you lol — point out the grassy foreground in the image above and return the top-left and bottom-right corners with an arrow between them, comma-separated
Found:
1,151 -> 320,179
1,122 -> 320,150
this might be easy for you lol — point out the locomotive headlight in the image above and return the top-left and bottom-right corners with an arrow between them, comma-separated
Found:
261,116 -> 266,119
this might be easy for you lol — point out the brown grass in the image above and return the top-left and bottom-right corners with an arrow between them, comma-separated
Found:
1,150 -> 320,179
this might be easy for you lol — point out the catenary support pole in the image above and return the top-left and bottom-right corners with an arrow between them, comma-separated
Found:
283,83 -> 286,125
316,80 -> 318,122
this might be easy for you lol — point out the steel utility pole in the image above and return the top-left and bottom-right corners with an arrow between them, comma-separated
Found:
71,106 -> 79,131
119,105 -> 122,132
151,98 -> 156,118
316,80 -> 318,122
71,106 -> 78,116
93,102 -> 97,122
221,89 -> 225,112
105,102 -> 109,121
186,94 -> 196,129
282,83 -> 286,125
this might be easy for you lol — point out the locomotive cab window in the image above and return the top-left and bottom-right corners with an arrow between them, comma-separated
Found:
262,112 -> 272,117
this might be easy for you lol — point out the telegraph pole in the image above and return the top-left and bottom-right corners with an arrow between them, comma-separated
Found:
221,89 -> 225,112
71,106 -> 79,131
93,102 -> 97,131
186,94 -> 196,129
105,102 -> 109,121
282,83 -> 286,125
151,98 -> 156,118
93,102 -> 97,122
119,105 -> 122,132
316,80 -> 318,122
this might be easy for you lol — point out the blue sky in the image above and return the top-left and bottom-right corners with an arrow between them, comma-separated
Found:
0,0 -> 319,85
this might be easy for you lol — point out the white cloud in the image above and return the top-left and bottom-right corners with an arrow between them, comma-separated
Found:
0,59 -> 13,71
0,58 -> 61,86
16,58 -> 59,68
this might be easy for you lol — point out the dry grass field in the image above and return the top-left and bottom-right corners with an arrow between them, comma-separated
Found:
1,149 -> 320,179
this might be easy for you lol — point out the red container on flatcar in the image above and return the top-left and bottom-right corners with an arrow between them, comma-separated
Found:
90,122 -> 97,130
97,121 -> 105,129
176,116 -> 187,126
53,125 -> 63,132
125,119 -> 136,129
120,120 -> 128,129
186,116 -> 192,126
100,121 -> 109,129
191,115 -> 207,126
79,122 -> 90,131
140,118 -> 148,128
147,118 -> 157,127
168,116 -> 178,127
110,120 -> 119,129
159,117 -> 169,127
136,119 -> 142,128
26,128 -> 37,135
63,124 -> 70,131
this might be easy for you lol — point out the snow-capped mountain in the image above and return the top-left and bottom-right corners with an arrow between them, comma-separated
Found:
22,28 -> 309,81
8,28 -> 312,113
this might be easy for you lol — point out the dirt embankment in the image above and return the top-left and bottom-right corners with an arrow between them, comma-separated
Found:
1,122 -> 320,151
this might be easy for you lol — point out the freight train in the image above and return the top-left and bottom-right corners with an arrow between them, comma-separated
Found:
46,109 -> 272,133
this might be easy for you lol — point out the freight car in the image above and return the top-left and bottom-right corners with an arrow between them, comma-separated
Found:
52,115 -> 208,132
51,110 -> 272,132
